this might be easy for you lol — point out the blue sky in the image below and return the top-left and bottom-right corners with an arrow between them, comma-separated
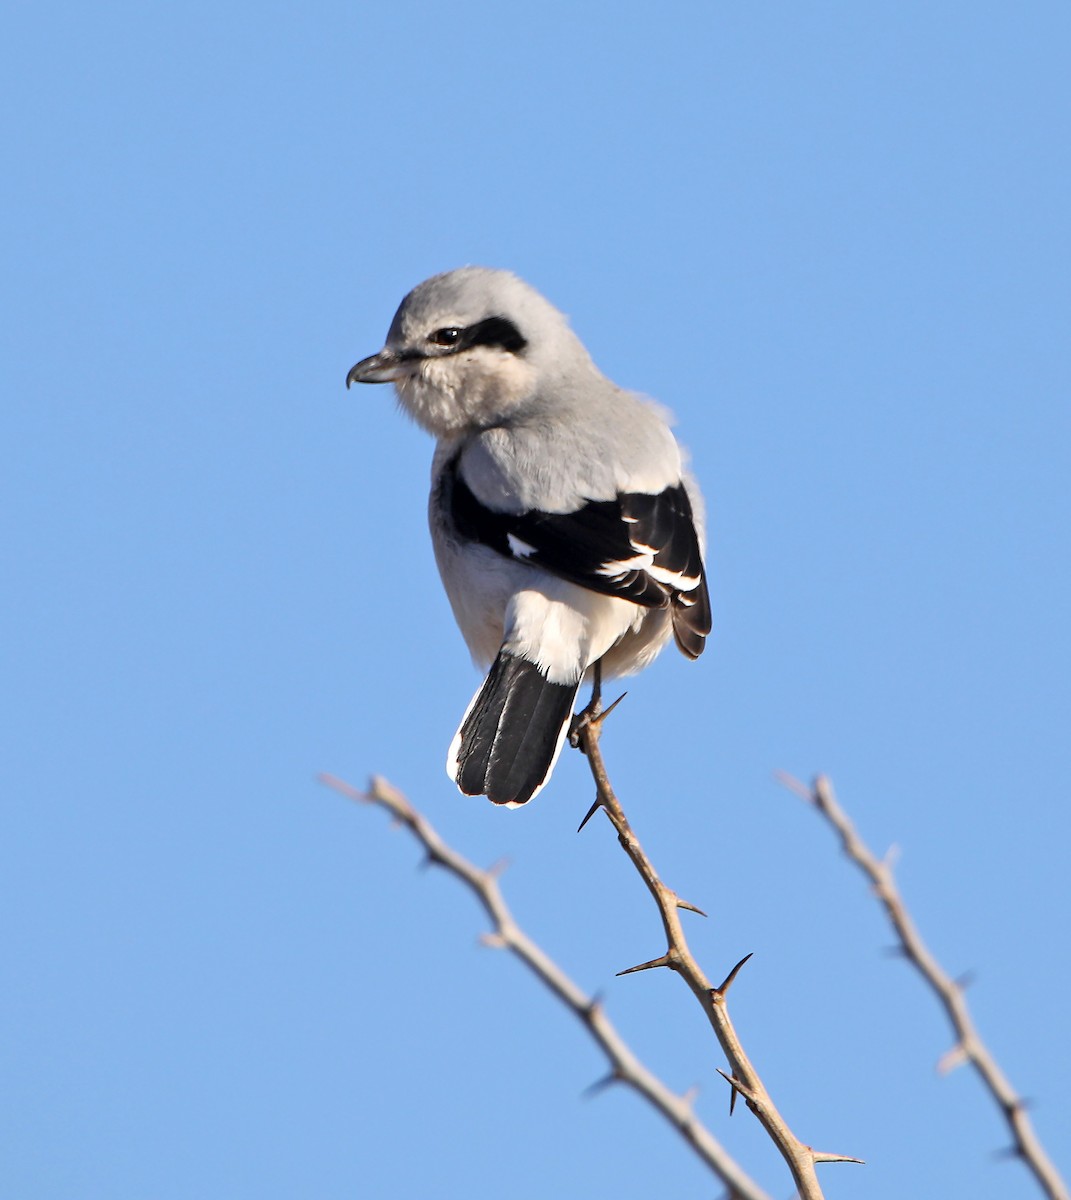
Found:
3,3 -> 1069,1198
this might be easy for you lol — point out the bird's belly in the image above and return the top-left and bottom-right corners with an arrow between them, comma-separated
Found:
434,539 -> 519,668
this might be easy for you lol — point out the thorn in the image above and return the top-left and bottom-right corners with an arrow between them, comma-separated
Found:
582,1071 -> 619,1099
422,843 -> 448,869
773,769 -> 812,801
675,895 -> 709,917
936,1043 -> 968,1074
318,772 -> 368,803
712,952 -> 754,997
585,993 -> 604,1019
993,1144 -> 1024,1162
954,969 -> 976,991
883,843 -> 902,869
881,944 -> 909,959
594,691 -> 628,725
617,952 -> 673,976
479,932 -> 506,949
812,1149 -> 866,1166
485,857 -> 510,880
577,797 -> 604,833
715,1068 -> 755,1115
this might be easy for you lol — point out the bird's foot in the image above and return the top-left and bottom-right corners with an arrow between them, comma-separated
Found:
568,700 -> 600,749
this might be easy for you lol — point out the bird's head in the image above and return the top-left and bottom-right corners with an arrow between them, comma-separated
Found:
347,267 -> 594,437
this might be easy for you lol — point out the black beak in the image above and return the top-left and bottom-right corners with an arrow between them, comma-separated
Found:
345,349 -> 411,388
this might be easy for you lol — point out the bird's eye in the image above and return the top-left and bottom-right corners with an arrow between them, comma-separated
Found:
429,327 -> 462,347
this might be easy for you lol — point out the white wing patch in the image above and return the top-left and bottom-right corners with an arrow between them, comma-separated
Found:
507,533 -> 537,559
597,553 -> 651,578
647,562 -> 701,589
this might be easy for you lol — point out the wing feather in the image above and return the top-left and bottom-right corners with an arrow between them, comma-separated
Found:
442,455 -> 711,658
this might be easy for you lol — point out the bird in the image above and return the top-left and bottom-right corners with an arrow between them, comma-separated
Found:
347,267 -> 710,807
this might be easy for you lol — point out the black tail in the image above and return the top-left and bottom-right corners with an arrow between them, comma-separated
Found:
671,569 -> 712,660
449,651 -> 580,806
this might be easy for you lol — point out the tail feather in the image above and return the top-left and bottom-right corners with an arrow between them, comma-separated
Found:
671,572 -> 712,660
449,651 -> 580,806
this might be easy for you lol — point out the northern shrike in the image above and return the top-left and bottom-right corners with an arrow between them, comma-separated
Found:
347,268 -> 710,807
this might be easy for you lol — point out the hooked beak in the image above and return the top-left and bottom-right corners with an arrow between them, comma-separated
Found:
345,349 -> 414,388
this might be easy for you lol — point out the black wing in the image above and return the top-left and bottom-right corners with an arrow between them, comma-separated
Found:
442,455 -> 711,659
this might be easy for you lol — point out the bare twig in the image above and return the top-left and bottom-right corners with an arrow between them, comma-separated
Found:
321,772 -> 772,1200
779,772 -> 1069,1200
573,708 -> 862,1200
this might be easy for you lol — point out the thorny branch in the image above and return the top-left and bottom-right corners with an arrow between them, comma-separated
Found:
780,772 -> 1069,1200
321,772 -> 772,1200
572,699 -> 861,1200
